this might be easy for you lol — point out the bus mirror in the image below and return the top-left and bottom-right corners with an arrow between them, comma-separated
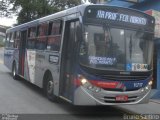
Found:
83,32 -> 88,43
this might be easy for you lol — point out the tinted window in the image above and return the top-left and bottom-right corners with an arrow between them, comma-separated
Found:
38,23 -> 48,36
79,25 -> 154,71
28,26 -> 37,49
36,23 -> 48,50
47,20 -> 63,51
6,32 -> 14,48
48,20 -> 62,35
14,31 -> 20,48
5,33 -> 10,47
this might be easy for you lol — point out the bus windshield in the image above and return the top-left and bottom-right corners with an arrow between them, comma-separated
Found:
79,25 -> 153,71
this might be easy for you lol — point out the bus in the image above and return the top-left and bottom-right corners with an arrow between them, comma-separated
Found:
4,4 -> 155,105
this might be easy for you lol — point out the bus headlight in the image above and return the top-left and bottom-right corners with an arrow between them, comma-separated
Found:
81,78 -> 88,85
80,76 -> 101,93
148,81 -> 153,86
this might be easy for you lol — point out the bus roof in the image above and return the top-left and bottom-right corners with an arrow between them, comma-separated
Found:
7,4 -> 88,32
7,4 -> 154,33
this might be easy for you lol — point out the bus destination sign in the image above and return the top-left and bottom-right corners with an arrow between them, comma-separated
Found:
96,10 -> 147,25
85,7 -> 150,26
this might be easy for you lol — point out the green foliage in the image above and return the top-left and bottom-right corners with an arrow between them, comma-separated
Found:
10,0 -> 80,24
0,0 -> 13,17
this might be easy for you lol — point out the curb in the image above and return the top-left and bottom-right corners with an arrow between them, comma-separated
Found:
150,90 -> 160,99
150,100 -> 160,104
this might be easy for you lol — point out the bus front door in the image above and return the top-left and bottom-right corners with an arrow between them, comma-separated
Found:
19,30 -> 27,76
60,20 -> 79,100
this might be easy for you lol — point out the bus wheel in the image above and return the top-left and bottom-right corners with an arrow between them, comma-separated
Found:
12,63 -> 18,80
44,74 -> 57,102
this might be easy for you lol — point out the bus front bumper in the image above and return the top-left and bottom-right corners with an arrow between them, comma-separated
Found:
74,85 -> 151,105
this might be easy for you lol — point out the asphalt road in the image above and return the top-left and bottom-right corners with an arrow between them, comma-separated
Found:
0,48 -> 126,120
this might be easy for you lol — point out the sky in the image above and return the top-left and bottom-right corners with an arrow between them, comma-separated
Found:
0,0 -> 18,27
0,16 -> 17,27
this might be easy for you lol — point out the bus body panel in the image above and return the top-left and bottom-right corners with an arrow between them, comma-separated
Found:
41,51 -> 60,96
25,49 -> 60,95
74,85 -> 151,105
4,48 -> 19,74
4,48 -> 15,70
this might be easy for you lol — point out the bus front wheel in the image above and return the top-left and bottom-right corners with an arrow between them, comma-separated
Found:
44,73 -> 57,102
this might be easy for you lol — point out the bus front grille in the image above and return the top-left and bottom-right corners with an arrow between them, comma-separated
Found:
101,96 -> 138,103
94,74 -> 149,81
102,88 -> 140,92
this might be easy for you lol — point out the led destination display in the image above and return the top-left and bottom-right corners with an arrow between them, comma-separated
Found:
96,10 -> 147,25
84,6 -> 155,30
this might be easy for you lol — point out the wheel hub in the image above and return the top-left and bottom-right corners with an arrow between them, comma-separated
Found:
47,81 -> 53,94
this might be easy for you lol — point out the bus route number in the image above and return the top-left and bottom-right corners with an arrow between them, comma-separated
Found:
134,83 -> 143,88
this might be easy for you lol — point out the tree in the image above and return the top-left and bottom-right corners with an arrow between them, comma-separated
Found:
10,0 -> 80,24
0,0 -> 13,17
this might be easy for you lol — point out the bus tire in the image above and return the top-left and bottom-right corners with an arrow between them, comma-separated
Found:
43,72 -> 57,102
12,62 -> 18,80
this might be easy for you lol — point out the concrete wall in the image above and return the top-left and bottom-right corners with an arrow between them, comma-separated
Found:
95,0 -> 160,12
107,0 -> 133,7
107,0 -> 160,11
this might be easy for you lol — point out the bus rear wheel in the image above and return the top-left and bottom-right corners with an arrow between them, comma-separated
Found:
44,74 -> 57,102
12,63 -> 18,80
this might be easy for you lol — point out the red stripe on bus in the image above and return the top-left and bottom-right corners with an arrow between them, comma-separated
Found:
90,80 -> 119,89
74,79 -> 119,89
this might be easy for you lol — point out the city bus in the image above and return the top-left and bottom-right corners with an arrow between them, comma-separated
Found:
4,4 -> 155,105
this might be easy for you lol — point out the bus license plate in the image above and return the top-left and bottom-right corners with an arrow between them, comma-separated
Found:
116,95 -> 128,101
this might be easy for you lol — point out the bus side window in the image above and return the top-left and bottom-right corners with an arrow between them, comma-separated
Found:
36,23 -> 48,50
13,31 -> 20,48
15,31 -> 20,48
9,32 -> 14,48
13,32 -> 16,48
5,33 -> 10,48
28,26 -> 37,49
47,20 -> 63,51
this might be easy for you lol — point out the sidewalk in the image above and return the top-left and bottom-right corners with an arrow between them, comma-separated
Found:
116,90 -> 160,114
